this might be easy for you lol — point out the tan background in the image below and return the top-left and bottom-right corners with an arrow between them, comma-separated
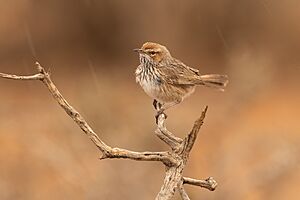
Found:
0,1 -> 299,199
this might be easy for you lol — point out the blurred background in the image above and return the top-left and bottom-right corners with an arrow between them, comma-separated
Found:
0,0 -> 299,199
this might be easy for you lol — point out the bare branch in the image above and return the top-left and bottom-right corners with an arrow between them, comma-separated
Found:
36,63 -> 111,154
100,148 -> 176,166
155,113 -> 183,150
0,62 -> 174,165
0,72 -> 44,80
183,106 -> 208,154
183,177 -> 217,191
156,166 -> 183,200
0,62 -> 217,199
178,184 -> 190,200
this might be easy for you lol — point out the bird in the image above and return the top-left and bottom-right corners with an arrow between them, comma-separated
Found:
134,42 -> 228,119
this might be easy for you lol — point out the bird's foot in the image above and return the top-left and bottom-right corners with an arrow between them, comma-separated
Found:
155,109 -> 167,124
153,99 -> 162,111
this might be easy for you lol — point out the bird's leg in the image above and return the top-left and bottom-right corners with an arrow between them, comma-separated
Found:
153,99 -> 162,110
154,99 -> 164,124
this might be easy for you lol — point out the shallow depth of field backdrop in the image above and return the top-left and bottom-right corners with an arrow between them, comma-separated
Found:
0,1 -> 299,200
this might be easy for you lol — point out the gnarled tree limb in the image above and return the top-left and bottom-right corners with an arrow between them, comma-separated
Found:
178,181 -> 191,200
0,62 -> 217,200
155,113 -> 183,150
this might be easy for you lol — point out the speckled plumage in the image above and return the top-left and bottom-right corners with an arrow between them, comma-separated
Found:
135,42 -> 228,113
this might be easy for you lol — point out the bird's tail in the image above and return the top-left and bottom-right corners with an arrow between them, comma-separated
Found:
199,74 -> 229,91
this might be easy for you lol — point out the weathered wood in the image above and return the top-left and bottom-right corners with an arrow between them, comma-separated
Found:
0,62 -> 217,199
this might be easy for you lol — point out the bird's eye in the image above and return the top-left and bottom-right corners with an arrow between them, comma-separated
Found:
149,51 -> 156,55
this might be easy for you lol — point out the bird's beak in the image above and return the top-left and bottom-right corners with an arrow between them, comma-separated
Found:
133,48 -> 143,53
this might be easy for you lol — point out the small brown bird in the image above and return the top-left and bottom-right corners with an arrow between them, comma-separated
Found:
134,42 -> 228,117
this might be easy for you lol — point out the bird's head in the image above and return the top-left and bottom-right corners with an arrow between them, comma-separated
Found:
134,42 -> 171,64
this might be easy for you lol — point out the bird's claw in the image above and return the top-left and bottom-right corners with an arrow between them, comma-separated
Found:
153,99 -> 162,111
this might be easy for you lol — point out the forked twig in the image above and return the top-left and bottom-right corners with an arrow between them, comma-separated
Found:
0,62 -> 217,200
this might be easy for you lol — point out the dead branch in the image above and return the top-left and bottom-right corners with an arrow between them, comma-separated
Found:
155,113 -> 183,150
0,62 -> 217,200
183,177 -> 218,191
178,181 -> 191,200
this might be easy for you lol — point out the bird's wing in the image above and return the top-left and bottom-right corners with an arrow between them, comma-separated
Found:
157,58 -> 202,85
